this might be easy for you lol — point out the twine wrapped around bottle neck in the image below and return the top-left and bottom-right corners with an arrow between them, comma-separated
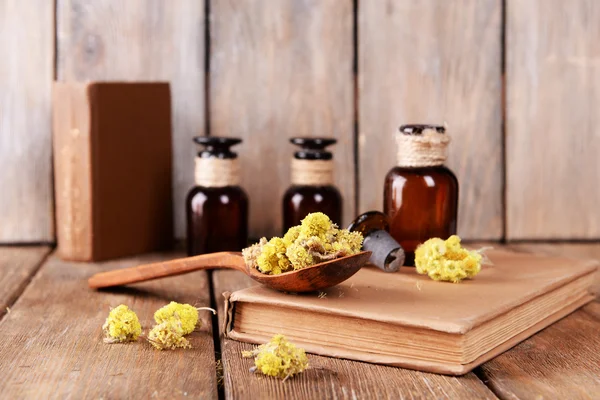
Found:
396,128 -> 450,167
195,157 -> 240,187
291,158 -> 334,186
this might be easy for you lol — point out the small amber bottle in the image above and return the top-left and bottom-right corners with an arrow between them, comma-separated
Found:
384,125 -> 458,265
186,137 -> 248,256
283,138 -> 342,232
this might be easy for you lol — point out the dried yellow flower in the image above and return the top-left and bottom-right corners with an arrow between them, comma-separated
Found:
149,302 -> 215,350
242,334 -> 309,380
147,318 -> 191,350
282,226 -> 301,246
256,237 -> 291,275
102,304 -> 142,344
243,212 -> 363,275
242,237 -> 267,271
297,212 -> 331,239
414,235 -> 483,283
154,302 -> 215,335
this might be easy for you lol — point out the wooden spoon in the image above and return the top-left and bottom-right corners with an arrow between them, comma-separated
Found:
88,251 -> 372,293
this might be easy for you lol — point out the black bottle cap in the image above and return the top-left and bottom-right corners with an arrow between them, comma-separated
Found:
348,211 -> 405,272
399,124 -> 445,135
193,136 -> 242,159
290,137 -> 337,160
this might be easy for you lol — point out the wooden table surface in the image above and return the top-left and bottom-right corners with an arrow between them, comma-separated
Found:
0,243 -> 598,399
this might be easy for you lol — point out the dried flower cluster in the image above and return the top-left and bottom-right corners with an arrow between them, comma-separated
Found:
242,212 -> 363,275
242,334 -> 309,380
414,235 -> 483,283
148,302 -> 215,350
102,302 -> 215,350
102,304 -> 142,343
154,301 -> 201,335
147,318 -> 191,350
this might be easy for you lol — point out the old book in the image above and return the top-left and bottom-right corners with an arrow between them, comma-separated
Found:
224,249 -> 598,375
52,82 -> 173,261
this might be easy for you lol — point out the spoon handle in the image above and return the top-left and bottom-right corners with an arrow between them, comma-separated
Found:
88,252 -> 245,289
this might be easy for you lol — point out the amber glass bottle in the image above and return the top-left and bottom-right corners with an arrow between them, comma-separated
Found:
283,138 -> 342,232
186,137 -> 248,256
384,125 -> 458,265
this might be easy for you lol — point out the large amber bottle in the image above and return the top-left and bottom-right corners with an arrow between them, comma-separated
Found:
384,125 -> 458,265
283,138 -> 342,232
186,137 -> 248,256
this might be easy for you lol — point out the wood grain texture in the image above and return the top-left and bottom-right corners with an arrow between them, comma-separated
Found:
56,0 -> 205,239
213,270 -> 497,400
210,0 -> 354,238
479,310 -> 600,400
477,242 -> 600,399
358,0 -> 503,239
0,246 -> 51,318
506,0 -> 600,239
0,1 -> 55,242
0,252 -> 218,399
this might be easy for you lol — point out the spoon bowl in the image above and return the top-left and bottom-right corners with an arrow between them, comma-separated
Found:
245,251 -> 372,292
88,251 -> 372,293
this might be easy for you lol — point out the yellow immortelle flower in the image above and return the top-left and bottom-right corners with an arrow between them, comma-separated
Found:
155,302 -> 194,335
149,303 -> 215,350
242,334 -> 309,380
414,235 -> 483,283
102,304 -> 142,343
256,237 -> 291,275
331,229 -> 363,254
297,212 -> 331,239
147,318 -> 191,350
282,226 -> 301,247
243,212 -> 364,275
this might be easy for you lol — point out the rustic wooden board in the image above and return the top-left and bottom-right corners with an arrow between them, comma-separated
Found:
56,0 -> 205,239
0,1 -> 55,242
0,246 -> 51,318
476,242 -> 600,398
213,270 -> 497,400
506,0 -> 600,239
210,0 -> 355,238
479,311 -> 600,399
0,253 -> 218,398
358,0 -> 503,240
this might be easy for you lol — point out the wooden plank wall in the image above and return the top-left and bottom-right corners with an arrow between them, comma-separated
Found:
56,0 -> 205,239
505,0 -> 600,239
0,0 -> 598,243
210,0 -> 354,236
359,0 -> 503,240
0,0 -> 55,242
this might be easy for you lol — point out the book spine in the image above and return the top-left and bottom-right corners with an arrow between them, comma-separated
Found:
223,291 -> 234,334
52,83 -> 93,260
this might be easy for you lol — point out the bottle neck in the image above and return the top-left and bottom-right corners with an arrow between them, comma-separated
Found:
290,158 -> 334,186
195,157 -> 240,187
396,129 -> 449,167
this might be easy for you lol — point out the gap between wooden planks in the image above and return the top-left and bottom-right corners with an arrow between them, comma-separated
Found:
0,246 -> 51,320
212,270 -> 497,400
0,250 -> 218,399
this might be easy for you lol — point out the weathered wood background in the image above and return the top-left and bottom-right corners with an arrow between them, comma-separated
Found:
1,0 -> 598,243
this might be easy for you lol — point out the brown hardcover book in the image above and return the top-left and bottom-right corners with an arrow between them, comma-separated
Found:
52,82 -> 173,261
224,249 -> 598,375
